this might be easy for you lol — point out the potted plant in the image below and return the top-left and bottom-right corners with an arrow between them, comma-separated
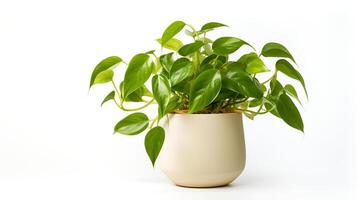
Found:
89,21 -> 307,188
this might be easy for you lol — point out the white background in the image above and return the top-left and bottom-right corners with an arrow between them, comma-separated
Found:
0,0 -> 356,199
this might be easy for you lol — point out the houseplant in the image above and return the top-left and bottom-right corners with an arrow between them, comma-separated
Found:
89,21 -> 307,187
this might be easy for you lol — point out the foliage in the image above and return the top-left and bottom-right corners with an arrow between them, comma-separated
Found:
89,21 -> 308,166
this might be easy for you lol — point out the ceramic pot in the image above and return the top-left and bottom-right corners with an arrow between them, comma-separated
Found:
160,113 -> 246,188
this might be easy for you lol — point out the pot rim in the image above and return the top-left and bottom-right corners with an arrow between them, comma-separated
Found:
168,112 -> 242,116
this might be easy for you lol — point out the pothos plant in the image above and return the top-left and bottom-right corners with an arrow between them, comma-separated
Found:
89,21 -> 307,166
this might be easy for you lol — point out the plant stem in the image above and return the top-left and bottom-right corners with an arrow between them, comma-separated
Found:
111,80 -> 122,104
149,116 -> 158,129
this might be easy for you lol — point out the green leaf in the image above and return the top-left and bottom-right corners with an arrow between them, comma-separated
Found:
277,93 -> 304,132
178,41 -> 204,56
159,53 -> 174,73
264,95 -> 280,117
152,75 -> 171,118
200,22 -> 227,32
101,91 -> 115,106
156,38 -> 183,51
276,59 -> 308,98
261,42 -> 296,63
189,69 -> 222,113
212,37 -> 253,55
223,69 -> 263,98
238,52 -> 270,74
160,21 -> 185,46
145,126 -> 165,166
93,70 -> 114,84
114,113 -> 149,135
123,54 -> 153,98
90,56 -> 122,88
284,84 -> 302,105
270,79 -> 284,97
170,58 -> 193,86
120,82 -> 152,102
165,95 -> 182,113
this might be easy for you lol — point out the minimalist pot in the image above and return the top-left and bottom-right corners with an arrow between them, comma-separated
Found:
160,113 -> 246,188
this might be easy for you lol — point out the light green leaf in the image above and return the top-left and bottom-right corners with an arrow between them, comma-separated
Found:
261,42 -> 296,63
170,58 -> 193,86
156,38 -> 183,51
145,126 -> 165,166
200,22 -> 227,32
90,56 -> 121,88
123,54 -> 153,98
160,21 -> 185,46
114,113 -> 149,135
93,70 -> 114,84
159,53 -> 174,73
276,59 -> 308,98
101,91 -> 115,106
152,75 -> 171,118
238,52 -> 270,74
284,84 -> 302,105
212,37 -> 253,55
277,93 -> 304,132
189,69 -> 222,113
178,41 -> 204,56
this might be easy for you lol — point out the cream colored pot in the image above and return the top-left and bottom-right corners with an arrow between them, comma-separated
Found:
160,113 -> 246,188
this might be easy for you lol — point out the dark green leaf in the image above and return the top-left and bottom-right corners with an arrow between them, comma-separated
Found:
159,53 -> 174,73
90,56 -> 122,88
123,54 -> 153,98
261,42 -> 295,63
277,93 -> 304,132
101,91 -> 115,106
178,41 -> 204,56
200,22 -> 227,32
270,79 -> 284,97
223,68 -> 263,98
156,38 -> 183,51
114,113 -> 149,135
170,58 -> 193,86
152,75 -> 171,118
212,37 -> 253,55
284,84 -> 302,105
265,95 -> 280,117
145,126 -> 165,166
276,59 -> 308,98
189,69 -> 222,113
160,21 -> 185,46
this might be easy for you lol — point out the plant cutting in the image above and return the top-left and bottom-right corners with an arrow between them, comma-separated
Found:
89,21 -> 307,187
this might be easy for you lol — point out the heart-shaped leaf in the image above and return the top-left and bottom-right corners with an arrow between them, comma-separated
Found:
277,93 -> 304,132
276,59 -> 308,98
120,82 -> 152,102
200,22 -> 227,32
160,21 -> 185,46
189,69 -> 222,113
170,58 -> 193,86
123,54 -> 153,98
261,42 -> 296,63
152,75 -> 171,118
145,126 -> 165,166
93,70 -> 114,84
178,41 -> 204,56
237,52 -> 270,74
223,68 -> 263,98
156,38 -> 183,51
101,91 -> 115,106
212,37 -> 253,55
165,95 -> 182,113
90,56 -> 122,88
114,112 -> 149,135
